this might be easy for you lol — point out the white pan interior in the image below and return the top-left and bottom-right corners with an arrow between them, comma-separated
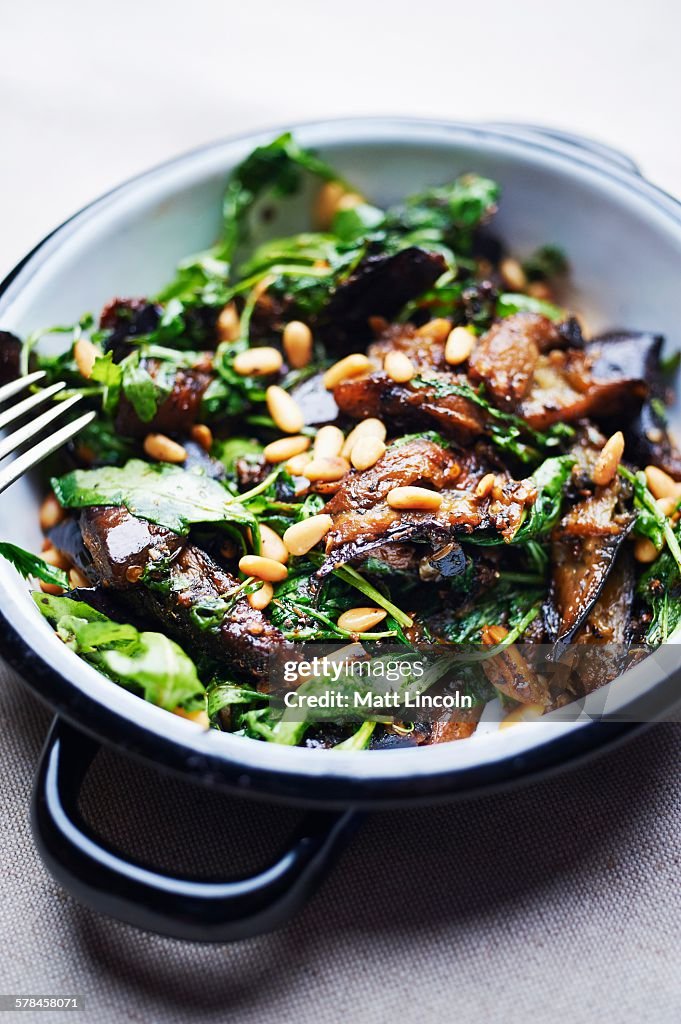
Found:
0,119 -> 679,784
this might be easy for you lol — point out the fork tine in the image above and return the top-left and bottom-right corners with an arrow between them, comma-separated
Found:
0,393 -> 84,462
0,381 -> 67,431
0,410 -> 96,495
0,370 -> 46,405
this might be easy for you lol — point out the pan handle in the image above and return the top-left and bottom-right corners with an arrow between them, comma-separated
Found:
31,717 -> 362,942
486,122 -> 641,176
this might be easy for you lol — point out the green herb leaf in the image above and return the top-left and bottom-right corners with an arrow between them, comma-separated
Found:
33,592 -> 204,709
0,542 -> 69,589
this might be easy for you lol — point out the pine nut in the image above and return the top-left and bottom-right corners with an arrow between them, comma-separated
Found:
527,281 -> 554,301
337,607 -> 388,633
341,418 -> 386,458
248,581 -> 274,610
645,465 -> 681,500
634,537 -> 660,563
314,181 -> 361,230
259,524 -> 289,565
239,554 -> 288,582
323,354 -> 372,390
144,433 -> 187,464
416,318 -> 451,342
303,456 -> 350,482
445,326 -> 476,365
74,337 -> 99,379
173,707 -> 210,727
264,435 -> 310,463
286,453 -> 314,475
69,567 -> 90,589
39,579 -> 65,596
499,703 -> 544,729
125,565 -> 144,583
283,514 -> 334,556
387,486 -> 443,511
43,547 -> 70,571
476,473 -> 496,498
266,385 -> 304,434
190,424 -> 213,452
39,492 -> 66,531
592,431 -> 625,486
233,346 -> 283,377
283,321 -> 313,368
217,302 -> 240,342
313,425 -> 345,459
351,436 -> 386,471
384,350 -> 415,383
658,495 -> 680,517
484,624 -> 509,644
500,257 -> 528,292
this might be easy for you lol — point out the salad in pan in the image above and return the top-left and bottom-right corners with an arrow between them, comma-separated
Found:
1,132 -> 680,749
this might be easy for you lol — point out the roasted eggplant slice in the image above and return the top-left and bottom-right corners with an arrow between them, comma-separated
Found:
319,247 -> 447,354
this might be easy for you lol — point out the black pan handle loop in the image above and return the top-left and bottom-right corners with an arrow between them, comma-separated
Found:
31,717 -> 361,942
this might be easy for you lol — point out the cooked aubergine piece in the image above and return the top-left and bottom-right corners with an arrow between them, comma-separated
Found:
319,247 -> 447,354
547,480 -> 634,645
468,313 -> 555,408
334,372 -> 485,442
0,330 -> 21,386
572,549 -> 636,694
320,439 -> 532,573
79,506 -> 286,677
114,358 -> 213,438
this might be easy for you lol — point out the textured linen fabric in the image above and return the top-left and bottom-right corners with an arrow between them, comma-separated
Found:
1,657 -> 680,1023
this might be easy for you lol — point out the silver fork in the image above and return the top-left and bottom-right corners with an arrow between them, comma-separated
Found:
0,371 -> 96,494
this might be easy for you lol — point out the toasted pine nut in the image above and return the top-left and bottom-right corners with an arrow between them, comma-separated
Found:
248,581 -> 274,610
476,473 -> 496,498
416,318 -> 451,342
173,707 -> 210,728
74,337 -> 99,379
303,456 -> 350,482
283,321 -> 313,368
445,326 -> 476,365
233,346 -> 283,377
592,431 -> 625,486
239,554 -> 288,582
341,418 -> 386,458
384,350 -> 415,383
43,547 -> 70,571
634,537 -> 660,563
314,425 -> 345,459
125,565 -> 144,584
144,433 -> 187,464
283,514 -> 334,556
387,486 -> 443,511
263,435 -> 310,463
259,524 -> 289,565
645,465 -> 681,500
286,452 -> 314,475
500,257 -> 528,292
39,579 -> 65,595
39,492 -> 65,531
337,607 -> 388,633
527,281 -> 554,301
266,386 -> 304,434
658,495 -> 680,517
351,436 -> 386,471
484,624 -> 509,644
217,302 -> 240,342
69,567 -> 90,589
314,181 -> 361,229
323,354 -> 372,390
190,424 -> 213,452
499,703 -> 544,729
